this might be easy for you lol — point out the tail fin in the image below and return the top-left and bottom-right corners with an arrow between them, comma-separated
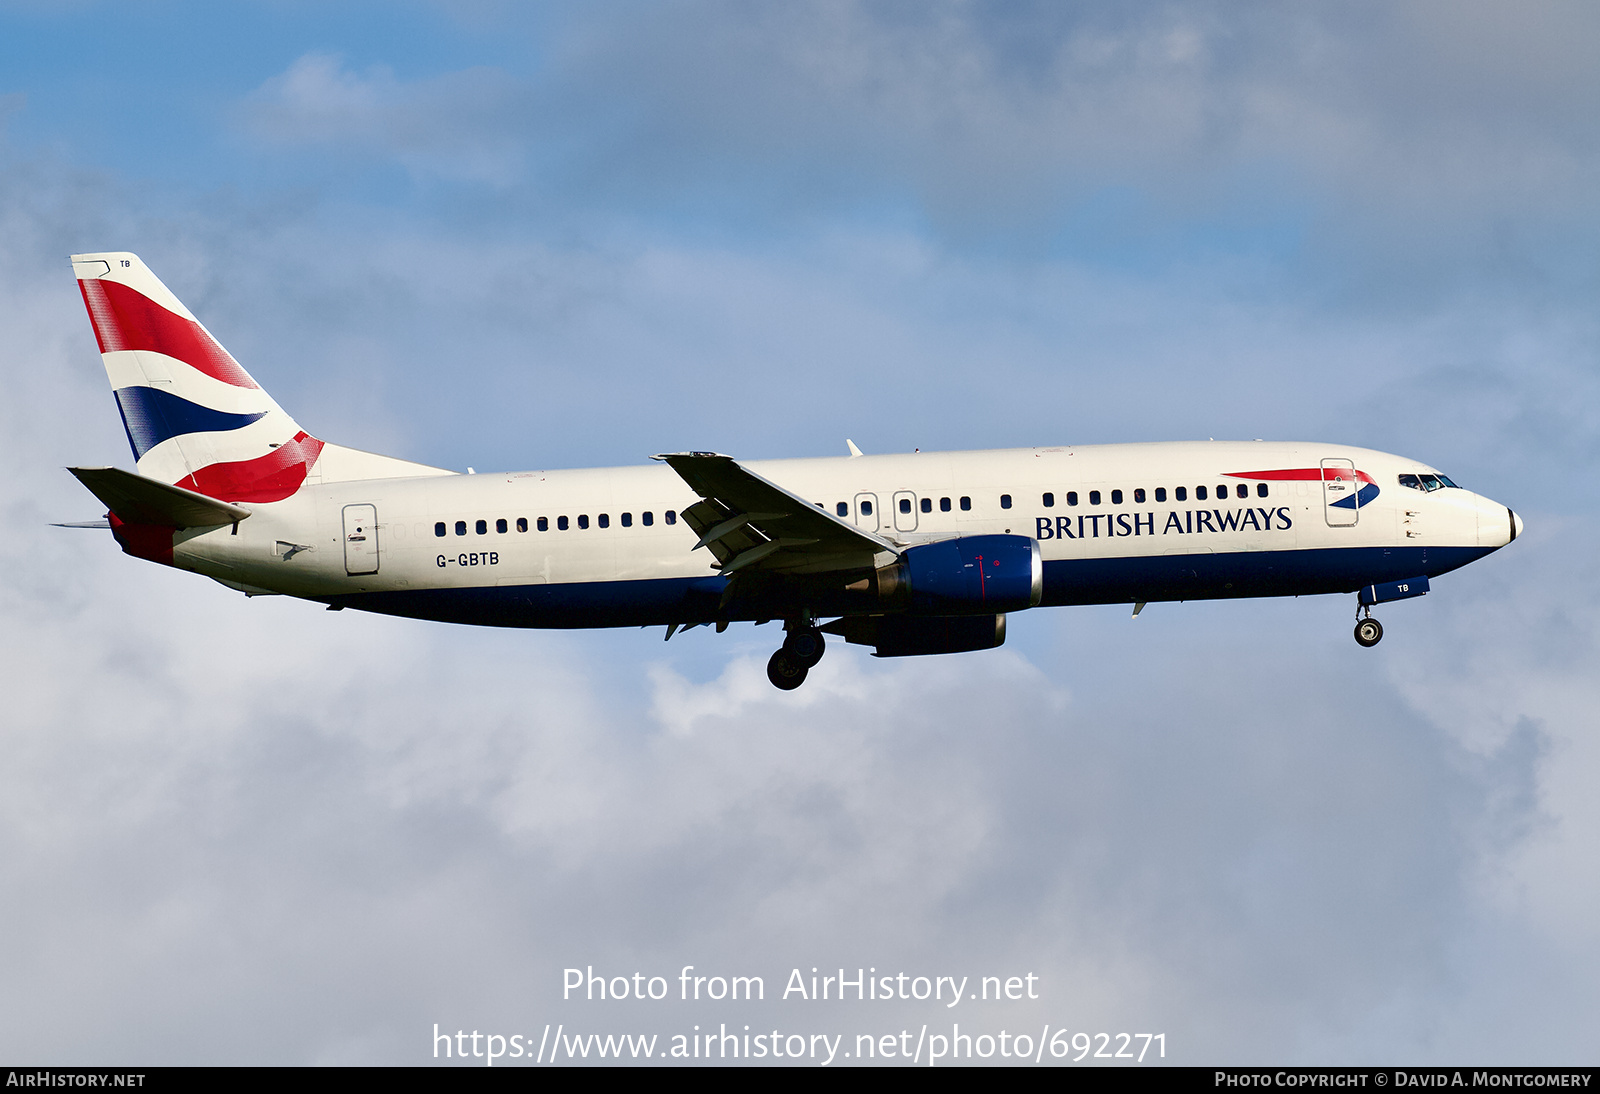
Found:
72,252 -> 450,502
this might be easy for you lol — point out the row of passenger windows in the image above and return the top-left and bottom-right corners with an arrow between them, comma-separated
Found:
844,484 -> 1271,518
1041,483 -> 1270,507
435,511 -> 679,536
437,483 -> 1277,536
850,496 -> 973,517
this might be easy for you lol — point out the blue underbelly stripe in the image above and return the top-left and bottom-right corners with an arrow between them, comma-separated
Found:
319,545 -> 1496,629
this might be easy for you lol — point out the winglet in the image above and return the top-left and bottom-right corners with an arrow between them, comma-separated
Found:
651,451 -> 729,461
846,439 -> 863,458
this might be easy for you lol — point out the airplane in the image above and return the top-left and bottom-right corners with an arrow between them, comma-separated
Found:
61,252 -> 1522,689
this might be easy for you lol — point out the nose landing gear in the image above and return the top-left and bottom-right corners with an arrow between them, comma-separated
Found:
767,622 -> 826,690
1352,575 -> 1430,647
1354,607 -> 1384,648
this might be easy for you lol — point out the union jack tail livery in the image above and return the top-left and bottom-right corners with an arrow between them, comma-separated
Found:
72,252 -> 449,516
73,252 -> 320,503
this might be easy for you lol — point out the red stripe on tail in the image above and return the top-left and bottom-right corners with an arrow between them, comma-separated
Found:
78,278 -> 259,389
175,431 -> 324,503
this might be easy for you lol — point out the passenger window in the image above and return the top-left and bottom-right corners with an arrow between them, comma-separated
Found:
642,512 -> 654,526
598,514 -> 609,528
960,496 -> 971,511
476,519 -> 487,535
1111,489 -> 1123,505
435,522 -> 446,537
455,520 -> 467,536
578,515 -> 590,529
920,497 -> 931,513
1155,488 -> 1166,502
1175,487 -> 1186,502
621,513 -> 632,527
1257,483 -> 1269,498
899,498 -> 912,514
1236,484 -> 1248,499
1089,490 -> 1101,505
1000,494 -> 1012,509
516,517 -> 528,532
1067,491 -> 1078,506
496,518 -> 508,534
861,500 -> 873,516
1134,488 -> 1146,503
537,517 -> 548,532
1196,486 -> 1208,501
1217,485 -> 1228,498
836,502 -> 849,517
557,516 -> 569,531
665,511 -> 677,525
1042,492 -> 1055,508
940,497 -> 951,512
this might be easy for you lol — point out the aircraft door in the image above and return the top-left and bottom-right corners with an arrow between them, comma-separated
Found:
854,492 -> 879,533
1321,459 -> 1359,527
343,503 -> 380,574
892,490 -> 919,532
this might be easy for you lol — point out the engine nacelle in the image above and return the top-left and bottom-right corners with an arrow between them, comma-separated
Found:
872,613 -> 1007,657
878,534 -> 1043,615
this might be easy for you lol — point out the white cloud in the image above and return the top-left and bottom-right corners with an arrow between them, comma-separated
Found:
516,1 -> 1600,261
237,53 -> 526,185
217,3 -> 1600,317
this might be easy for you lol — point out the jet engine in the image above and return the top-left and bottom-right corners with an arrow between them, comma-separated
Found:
874,534 -> 1043,615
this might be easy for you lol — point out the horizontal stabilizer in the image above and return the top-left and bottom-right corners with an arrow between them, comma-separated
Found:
68,466 -> 252,527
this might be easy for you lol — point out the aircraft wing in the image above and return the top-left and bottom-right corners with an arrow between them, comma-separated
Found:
653,452 -> 897,576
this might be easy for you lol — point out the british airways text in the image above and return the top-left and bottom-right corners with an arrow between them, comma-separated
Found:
1036,507 -> 1293,540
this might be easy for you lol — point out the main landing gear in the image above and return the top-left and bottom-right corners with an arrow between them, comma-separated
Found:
767,623 -> 826,690
1354,606 -> 1384,648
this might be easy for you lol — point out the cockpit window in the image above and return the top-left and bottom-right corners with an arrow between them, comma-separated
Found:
1400,472 -> 1461,492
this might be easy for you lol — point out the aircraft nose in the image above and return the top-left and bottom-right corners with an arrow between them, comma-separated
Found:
1477,497 -> 1521,548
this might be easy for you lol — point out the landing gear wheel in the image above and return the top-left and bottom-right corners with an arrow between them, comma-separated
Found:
783,628 -> 826,667
767,649 -> 809,690
1354,618 -> 1384,647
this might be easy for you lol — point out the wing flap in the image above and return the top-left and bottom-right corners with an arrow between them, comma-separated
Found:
68,466 -> 252,527
655,452 -> 895,576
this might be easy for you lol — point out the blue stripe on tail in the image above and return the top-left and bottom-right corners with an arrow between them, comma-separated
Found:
113,385 -> 267,460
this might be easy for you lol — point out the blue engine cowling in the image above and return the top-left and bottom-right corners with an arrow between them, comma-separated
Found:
897,534 -> 1043,615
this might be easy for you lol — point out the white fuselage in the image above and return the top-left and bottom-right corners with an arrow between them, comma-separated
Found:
164,440 -> 1516,629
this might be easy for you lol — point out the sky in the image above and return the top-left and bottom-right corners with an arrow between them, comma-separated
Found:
0,0 -> 1596,1067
